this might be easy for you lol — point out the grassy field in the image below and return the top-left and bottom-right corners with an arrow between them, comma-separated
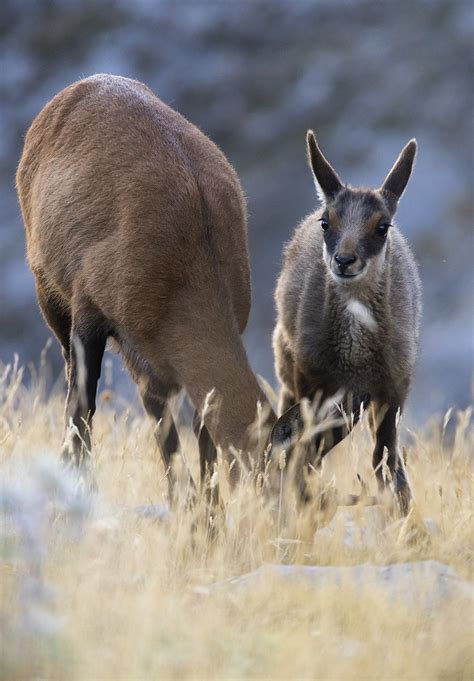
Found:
1,356 -> 473,680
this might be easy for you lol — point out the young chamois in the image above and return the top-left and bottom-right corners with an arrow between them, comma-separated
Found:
16,75 -> 365,505
273,131 -> 421,513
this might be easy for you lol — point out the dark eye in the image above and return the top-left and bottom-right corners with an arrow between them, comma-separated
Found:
320,218 -> 329,232
377,222 -> 391,236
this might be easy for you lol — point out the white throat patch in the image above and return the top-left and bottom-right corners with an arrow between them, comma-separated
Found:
346,298 -> 377,331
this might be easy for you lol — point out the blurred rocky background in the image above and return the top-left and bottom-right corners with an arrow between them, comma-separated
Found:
1,0 -> 472,422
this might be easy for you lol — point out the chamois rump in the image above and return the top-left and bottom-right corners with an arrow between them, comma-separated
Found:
16,75 -> 364,505
273,131 -> 421,512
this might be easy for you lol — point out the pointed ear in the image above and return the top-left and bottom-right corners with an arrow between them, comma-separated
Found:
270,403 -> 303,450
380,139 -> 417,212
306,130 -> 343,204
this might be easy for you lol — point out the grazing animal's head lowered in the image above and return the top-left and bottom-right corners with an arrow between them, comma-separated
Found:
306,130 -> 417,287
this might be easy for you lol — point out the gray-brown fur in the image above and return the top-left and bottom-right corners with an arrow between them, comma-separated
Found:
16,75 -> 364,505
274,131 -> 421,512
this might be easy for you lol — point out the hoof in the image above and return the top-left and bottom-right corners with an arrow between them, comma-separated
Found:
60,447 -> 97,496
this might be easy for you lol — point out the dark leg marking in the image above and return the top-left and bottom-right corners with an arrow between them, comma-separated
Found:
36,282 -> 72,370
141,383 -> 195,505
193,409 -> 219,506
372,405 -> 411,514
62,317 -> 107,467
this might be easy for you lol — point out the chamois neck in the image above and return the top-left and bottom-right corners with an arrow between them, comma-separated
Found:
327,273 -> 386,305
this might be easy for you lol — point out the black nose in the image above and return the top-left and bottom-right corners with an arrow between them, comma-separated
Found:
335,254 -> 357,270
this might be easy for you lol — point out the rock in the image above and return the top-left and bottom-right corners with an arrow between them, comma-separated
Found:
196,560 -> 474,610
134,503 -> 170,522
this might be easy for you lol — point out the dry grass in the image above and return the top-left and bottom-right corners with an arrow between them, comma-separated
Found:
0,356 -> 473,680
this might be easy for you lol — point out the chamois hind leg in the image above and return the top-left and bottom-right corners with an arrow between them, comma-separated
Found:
36,277 -> 72,372
61,300 -> 107,469
138,376 -> 196,506
274,326 -> 296,416
372,404 -> 411,514
193,410 -> 219,506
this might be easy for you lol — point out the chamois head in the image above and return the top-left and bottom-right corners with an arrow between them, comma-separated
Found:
306,131 -> 417,284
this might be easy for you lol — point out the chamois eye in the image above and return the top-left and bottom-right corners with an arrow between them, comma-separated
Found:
320,218 -> 329,232
377,222 -> 391,236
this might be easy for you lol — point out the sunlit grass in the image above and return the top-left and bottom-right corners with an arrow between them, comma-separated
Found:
0,355 -> 473,680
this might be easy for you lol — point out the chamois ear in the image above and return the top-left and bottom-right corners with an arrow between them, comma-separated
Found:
380,138 -> 417,212
306,130 -> 343,204
269,403 -> 304,451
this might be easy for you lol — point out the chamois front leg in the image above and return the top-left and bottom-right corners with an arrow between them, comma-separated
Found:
372,404 -> 411,514
269,392 -> 371,502
193,410 -> 219,507
140,382 -> 196,507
